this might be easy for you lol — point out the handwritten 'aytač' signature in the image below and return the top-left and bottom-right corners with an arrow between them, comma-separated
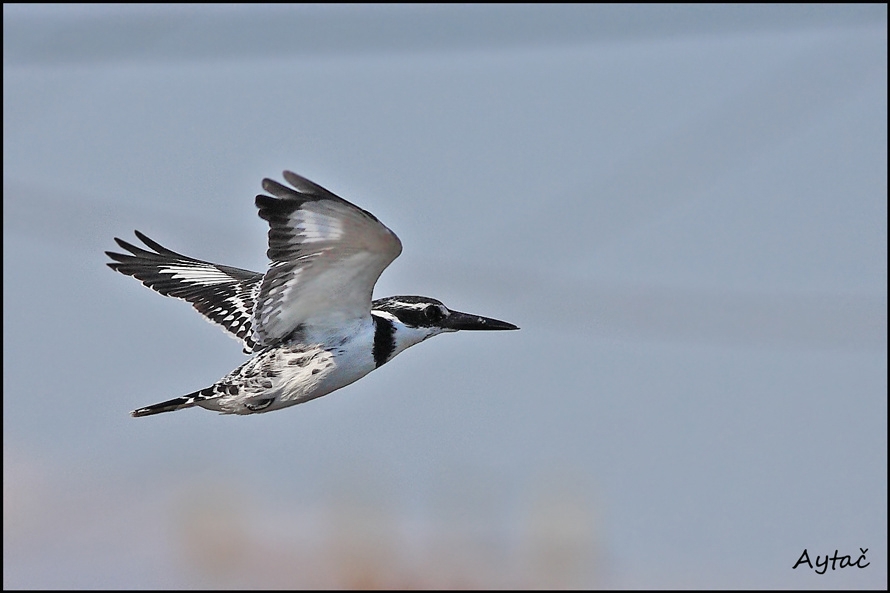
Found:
792,548 -> 870,574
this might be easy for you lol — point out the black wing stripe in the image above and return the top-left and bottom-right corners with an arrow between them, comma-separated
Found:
106,231 -> 263,353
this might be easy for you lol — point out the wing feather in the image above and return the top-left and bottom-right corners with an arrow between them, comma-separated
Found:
106,231 -> 262,353
251,171 -> 402,346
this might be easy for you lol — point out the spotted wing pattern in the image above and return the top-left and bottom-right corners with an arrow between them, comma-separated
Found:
251,171 -> 403,347
106,231 -> 263,353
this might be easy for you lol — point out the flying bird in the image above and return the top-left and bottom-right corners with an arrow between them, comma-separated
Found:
106,171 -> 518,416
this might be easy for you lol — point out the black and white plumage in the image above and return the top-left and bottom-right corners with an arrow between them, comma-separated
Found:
107,171 -> 518,417
106,230 -> 263,353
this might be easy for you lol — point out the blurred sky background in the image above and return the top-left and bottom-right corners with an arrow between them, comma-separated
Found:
3,4 -> 887,589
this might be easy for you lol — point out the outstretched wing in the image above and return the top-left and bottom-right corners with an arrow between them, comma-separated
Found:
252,171 -> 402,347
106,231 -> 263,353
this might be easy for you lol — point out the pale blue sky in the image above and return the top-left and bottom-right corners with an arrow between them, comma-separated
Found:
4,4 -> 886,588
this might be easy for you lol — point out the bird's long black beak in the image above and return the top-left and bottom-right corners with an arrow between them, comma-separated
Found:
443,310 -> 519,331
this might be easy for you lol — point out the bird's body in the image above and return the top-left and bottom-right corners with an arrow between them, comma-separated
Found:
106,171 -> 517,417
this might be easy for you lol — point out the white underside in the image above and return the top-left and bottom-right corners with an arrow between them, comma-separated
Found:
198,317 -> 380,415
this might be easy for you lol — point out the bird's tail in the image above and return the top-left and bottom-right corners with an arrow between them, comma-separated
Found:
131,390 -> 203,417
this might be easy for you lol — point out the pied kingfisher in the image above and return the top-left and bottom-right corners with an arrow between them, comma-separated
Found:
106,171 -> 518,417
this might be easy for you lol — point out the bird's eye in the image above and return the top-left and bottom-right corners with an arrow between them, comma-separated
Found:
424,305 -> 444,322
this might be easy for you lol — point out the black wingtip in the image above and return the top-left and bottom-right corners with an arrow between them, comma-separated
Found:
132,230 -> 167,254
261,178 -> 283,194
112,236 -> 137,252
282,170 -> 327,195
260,172 -> 342,203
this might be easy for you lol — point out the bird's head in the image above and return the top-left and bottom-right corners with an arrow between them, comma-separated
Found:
371,295 -> 518,363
